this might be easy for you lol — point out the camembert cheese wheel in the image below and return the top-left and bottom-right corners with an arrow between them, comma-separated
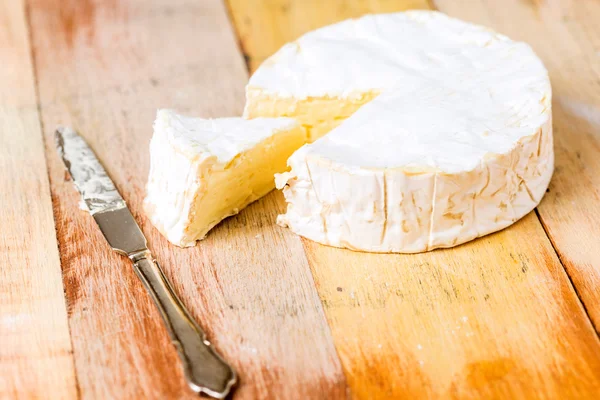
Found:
245,11 -> 553,253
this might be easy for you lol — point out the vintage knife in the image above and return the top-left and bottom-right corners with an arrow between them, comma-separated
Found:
55,127 -> 236,399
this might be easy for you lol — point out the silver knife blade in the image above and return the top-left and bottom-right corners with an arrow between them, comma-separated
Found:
55,127 -> 237,398
56,127 -> 146,256
56,126 -> 126,215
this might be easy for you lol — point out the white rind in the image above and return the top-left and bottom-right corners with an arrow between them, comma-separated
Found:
248,11 -> 548,102
256,11 -> 554,253
277,116 -> 553,253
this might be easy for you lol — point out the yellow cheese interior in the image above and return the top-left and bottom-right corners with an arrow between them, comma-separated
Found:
244,87 -> 379,141
183,124 -> 306,243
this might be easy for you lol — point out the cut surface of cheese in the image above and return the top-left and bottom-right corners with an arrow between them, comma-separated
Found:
246,11 -> 553,253
245,90 -> 379,141
144,109 -> 305,247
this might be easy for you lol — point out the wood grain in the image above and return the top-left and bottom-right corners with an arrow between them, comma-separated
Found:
0,0 -> 77,398
436,0 -> 600,334
307,213 -> 600,398
27,0 -> 345,398
227,0 -> 600,398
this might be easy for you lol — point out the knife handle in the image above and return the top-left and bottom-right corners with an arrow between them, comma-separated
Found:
130,252 -> 236,398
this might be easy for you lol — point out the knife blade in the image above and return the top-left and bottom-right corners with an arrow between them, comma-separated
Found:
55,127 -> 237,399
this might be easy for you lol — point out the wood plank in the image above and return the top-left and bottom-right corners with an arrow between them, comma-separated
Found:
27,0 -> 345,398
436,0 -> 600,334
307,214 -> 600,398
0,0 -> 77,398
227,0 -> 600,398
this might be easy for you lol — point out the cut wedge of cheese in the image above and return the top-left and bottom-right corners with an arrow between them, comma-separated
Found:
245,11 -> 553,253
144,109 -> 305,247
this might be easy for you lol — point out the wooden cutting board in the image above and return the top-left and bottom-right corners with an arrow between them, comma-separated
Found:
3,0 -> 600,398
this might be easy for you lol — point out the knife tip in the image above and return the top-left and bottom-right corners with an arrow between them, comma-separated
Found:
55,126 -> 79,153
55,126 -> 66,154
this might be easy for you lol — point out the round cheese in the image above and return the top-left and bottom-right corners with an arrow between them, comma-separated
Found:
246,11 -> 553,253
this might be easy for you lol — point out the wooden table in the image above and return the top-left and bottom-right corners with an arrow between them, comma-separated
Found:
2,0 -> 600,398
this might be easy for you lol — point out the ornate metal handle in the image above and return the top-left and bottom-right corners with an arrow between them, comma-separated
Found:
131,252 -> 236,398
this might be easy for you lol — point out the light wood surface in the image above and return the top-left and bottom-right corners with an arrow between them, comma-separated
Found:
27,0 -> 344,398
2,0 -> 600,398
0,0 -> 77,398
227,0 -> 600,398
306,214 -> 600,398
